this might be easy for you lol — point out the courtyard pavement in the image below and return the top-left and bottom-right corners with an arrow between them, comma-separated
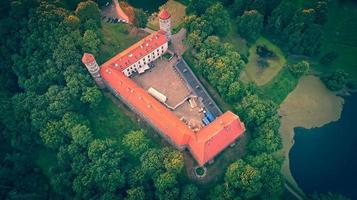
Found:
175,59 -> 222,117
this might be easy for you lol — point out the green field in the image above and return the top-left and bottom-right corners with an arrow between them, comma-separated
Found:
98,23 -> 148,64
240,37 -> 287,86
258,68 -> 299,105
314,0 -> 357,80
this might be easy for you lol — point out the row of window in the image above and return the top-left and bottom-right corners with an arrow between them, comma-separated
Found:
124,46 -> 166,76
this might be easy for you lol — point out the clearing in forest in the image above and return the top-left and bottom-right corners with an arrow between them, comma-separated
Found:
240,37 -> 286,86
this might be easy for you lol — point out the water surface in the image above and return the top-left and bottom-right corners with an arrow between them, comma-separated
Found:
290,94 -> 357,199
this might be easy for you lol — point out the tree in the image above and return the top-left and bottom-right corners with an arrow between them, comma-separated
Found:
154,172 -> 177,192
236,95 -> 277,129
125,187 -> 146,200
75,0 -> 101,26
227,81 -> 245,102
134,8 -> 148,28
225,159 -> 262,199
80,86 -> 102,108
289,60 -> 310,77
140,149 -> 163,177
180,184 -> 200,200
247,154 -> 284,199
313,0 -> 328,25
232,0 -> 247,16
322,70 -> 349,91
237,10 -> 263,42
163,148 -> 184,174
154,172 -> 179,200
86,139 -> 126,192
122,130 -> 150,157
82,30 -> 101,55
203,3 -> 231,37
186,0 -> 215,15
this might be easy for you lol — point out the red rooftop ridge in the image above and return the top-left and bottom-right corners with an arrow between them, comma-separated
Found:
83,31 -> 245,166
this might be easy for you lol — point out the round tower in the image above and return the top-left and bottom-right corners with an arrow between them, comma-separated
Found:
81,53 -> 105,89
159,9 -> 171,40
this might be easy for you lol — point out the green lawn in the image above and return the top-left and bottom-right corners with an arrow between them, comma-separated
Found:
314,0 -> 357,80
258,67 -> 299,105
97,23 -> 148,64
240,37 -> 287,86
86,95 -> 138,141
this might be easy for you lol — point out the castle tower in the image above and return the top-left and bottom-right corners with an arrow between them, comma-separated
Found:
159,9 -> 171,40
81,53 -> 105,89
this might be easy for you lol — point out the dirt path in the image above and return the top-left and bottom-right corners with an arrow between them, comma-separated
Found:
279,75 -> 344,194
171,28 -> 187,56
113,0 -> 130,22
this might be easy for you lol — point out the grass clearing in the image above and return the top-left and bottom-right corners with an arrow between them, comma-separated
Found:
313,0 -> 357,79
147,0 -> 186,31
241,37 -> 286,86
98,23 -> 148,64
86,95 -> 138,141
258,67 -> 299,105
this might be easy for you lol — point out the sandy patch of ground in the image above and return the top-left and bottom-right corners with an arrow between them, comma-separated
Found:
171,28 -> 187,56
279,75 -> 344,193
147,0 -> 186,30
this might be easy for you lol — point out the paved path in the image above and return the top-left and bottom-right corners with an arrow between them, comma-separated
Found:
175,59 -> 222,117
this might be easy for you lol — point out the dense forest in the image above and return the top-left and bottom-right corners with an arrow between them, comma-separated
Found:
0,0 -> 353,199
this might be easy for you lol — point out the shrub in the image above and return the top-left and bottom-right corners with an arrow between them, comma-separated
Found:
288,61 -> 309,77
322,70 -> 349,91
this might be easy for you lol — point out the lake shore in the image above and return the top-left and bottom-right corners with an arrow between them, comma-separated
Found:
279,75 -> 344,193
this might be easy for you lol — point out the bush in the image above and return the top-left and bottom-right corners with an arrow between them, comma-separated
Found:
256,45 -> 275,58
322,70 -> 349,91
288,61 -> 309,77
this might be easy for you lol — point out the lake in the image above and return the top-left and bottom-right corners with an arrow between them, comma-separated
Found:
128,0 -> 167,13
290,94 -> 357,199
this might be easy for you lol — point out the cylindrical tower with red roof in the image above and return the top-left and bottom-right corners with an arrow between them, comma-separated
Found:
159,9 -> 171,40
82,53 -> 105,89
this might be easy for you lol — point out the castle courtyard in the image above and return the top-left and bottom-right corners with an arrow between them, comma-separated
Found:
131,57 -> 205,130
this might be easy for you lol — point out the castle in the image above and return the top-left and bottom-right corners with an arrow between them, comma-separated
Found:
82,10 -> 245,166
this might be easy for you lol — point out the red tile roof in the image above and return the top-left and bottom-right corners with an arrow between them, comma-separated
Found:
82,53 -> 95,64
101,30 -> 167,72
188,111 -> 245,165
159,9 -> 171,20
97,31 -> 245,166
